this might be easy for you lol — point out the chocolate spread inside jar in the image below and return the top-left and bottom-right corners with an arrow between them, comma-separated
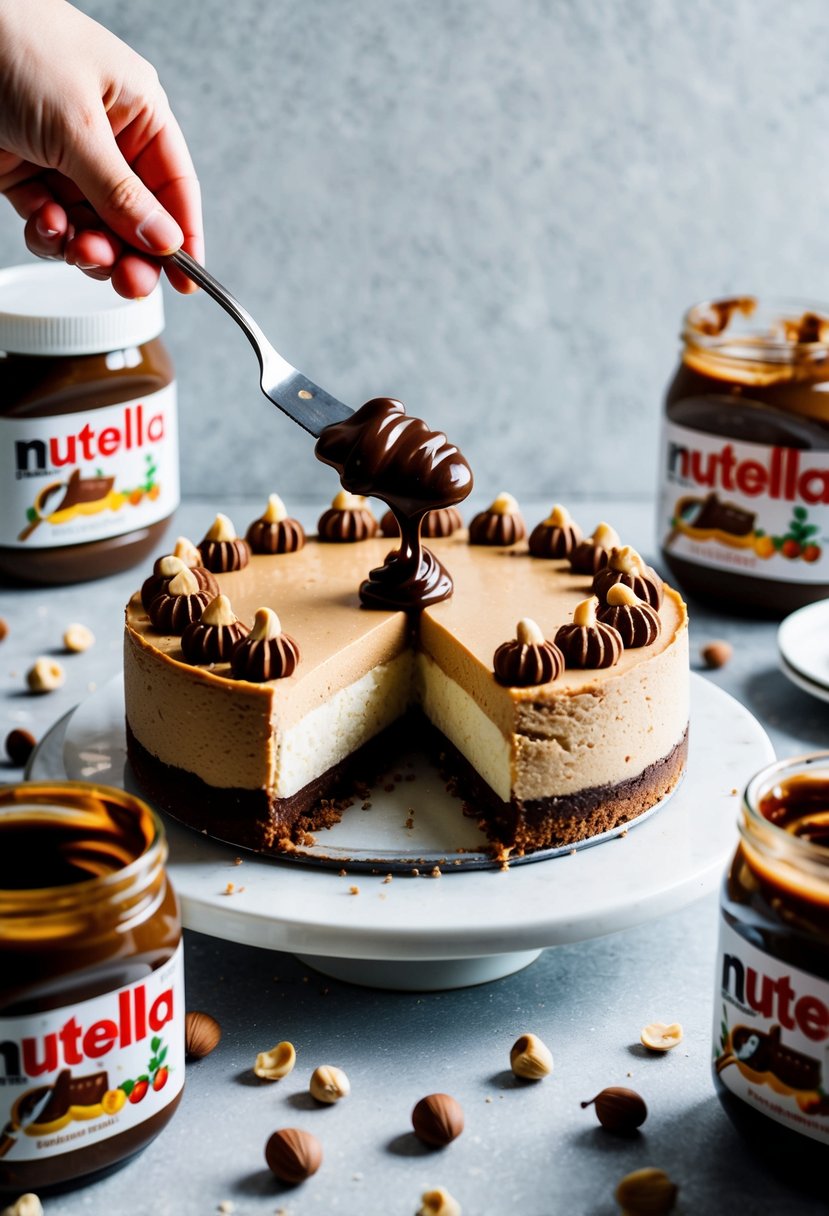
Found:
0,782 -> 184,1194
0,262 -> 179,585
714,753 -> 829,1191
658,297 -> 829,614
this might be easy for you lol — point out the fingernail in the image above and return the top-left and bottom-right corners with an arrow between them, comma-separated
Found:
136,208 -> 182,254
36,218 -> 60,238
76,261 -> 101,271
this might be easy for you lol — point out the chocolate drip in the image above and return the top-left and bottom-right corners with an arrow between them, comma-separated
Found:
315,398 -> 473,610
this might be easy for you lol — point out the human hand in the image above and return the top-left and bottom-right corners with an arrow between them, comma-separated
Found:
0,0 -> 203,298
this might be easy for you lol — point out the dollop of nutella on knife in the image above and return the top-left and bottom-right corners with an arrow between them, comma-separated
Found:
314,397 -> 473,609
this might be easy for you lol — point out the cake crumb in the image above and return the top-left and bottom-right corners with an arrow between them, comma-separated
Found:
430,866 -> 441,878
620,828 -> 628,837
410,868 -> 420,877
349,885 -> 360,895
569,848 -> 577,855
338,869 -> 348,877
233,857 -> 243,865
382,873 -> 393,884
223,882 -> 235,895
405,814 -> 415,830
730,788 -> 738,796
485,1096 -> 492,1103
218,1203 -> 235,1214
362,801 -> 372,810
499,860 -> 510,872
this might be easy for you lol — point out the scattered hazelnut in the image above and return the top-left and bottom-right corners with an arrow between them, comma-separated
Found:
640,1022 -> 683,1052
615,1166 -> 678,1215
184,1010 -> 221,1059
62,622 -> 95,653
419,1187 -> 462,1216
411,1093 -> 464,1147
5,728 -> 36,768
309,1064 -> 350,1104
0,618 -> 7,642
701,639 -> 732,669
581,1086 -> 647,1134
265,1127 -> 322,1184
26,658 -> 65,693
254,1040 -> 296,1080
0,1196 -> 43,1216
509,1032 -> 554,1080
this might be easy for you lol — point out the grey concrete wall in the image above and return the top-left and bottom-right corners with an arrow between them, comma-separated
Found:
2,0 -> 828,506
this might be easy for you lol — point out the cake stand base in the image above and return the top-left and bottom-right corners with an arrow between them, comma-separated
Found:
294,949 -> 543,990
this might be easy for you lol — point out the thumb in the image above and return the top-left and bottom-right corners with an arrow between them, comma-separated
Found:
63,118 -> 183,255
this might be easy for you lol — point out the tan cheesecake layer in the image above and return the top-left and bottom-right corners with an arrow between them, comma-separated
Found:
124,533 -> 689,851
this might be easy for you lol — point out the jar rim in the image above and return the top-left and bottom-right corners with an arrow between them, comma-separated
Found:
0,780 -> 166,904
743,751 -> 829,866
682,296 -> 829,366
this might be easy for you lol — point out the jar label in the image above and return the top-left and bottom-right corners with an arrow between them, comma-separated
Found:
0,940 -> 184,1161
715,917 -> 829,1143
0,382 -> 179,549
658,420 -> 829,581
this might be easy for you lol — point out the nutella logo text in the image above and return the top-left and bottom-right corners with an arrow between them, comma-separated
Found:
0,982 -> 174,1081
722,952 -> 829,1041
14,403 -> 164,479
667,441 -> 829,505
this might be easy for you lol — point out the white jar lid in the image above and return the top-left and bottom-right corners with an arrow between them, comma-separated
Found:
0,261 -> 165,355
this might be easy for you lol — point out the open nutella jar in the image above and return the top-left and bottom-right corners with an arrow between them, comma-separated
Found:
714,753 -> 829,1190
658,297 -> 829,614
0,262 -> 178,585
0,782 -> 184,1194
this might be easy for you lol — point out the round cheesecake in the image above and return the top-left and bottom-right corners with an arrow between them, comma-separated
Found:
124,510 -> 689,857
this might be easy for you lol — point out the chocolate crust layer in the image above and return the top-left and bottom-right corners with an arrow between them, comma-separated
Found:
125,718 -> 410,853
434,725 -> 690,853
126,716 -> 688,857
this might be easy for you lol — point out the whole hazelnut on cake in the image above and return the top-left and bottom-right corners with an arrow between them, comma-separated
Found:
246,493 -> 305,554
181,594 -> 250,664
141,553 -> 218,610
555,597 -> 623,669
198,513 -> 251,573
528,504 -> 582,559
597,583 -> 661,648
149,566 -> 214,633
468,492 -> 526,546
493,618 -> 564,687
569,521 -> 621,575
317,491 -> 378,542
230,606 -> 300,681
593,545 -> 664,609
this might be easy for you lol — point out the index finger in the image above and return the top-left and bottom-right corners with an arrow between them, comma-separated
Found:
128,114 -> 204,291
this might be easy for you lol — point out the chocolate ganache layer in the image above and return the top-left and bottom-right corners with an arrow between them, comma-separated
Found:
314,397 -> 473,609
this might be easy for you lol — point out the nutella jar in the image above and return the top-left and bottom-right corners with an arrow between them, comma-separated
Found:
658,297 -> 829,613
0,262 -> 179,585
0,782 -> 184,1194
714,753 -> 829,1191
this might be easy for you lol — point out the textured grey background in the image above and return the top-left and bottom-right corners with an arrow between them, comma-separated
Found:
2,0 -> 829,505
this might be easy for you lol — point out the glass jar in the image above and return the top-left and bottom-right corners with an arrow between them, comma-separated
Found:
658,297 -> 829,614
714,753 -> 829,1191
0,262 -> 178,585
0,782 -> 183,1194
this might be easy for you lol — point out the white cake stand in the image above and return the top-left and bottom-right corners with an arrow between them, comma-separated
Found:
28,672 -> 773,990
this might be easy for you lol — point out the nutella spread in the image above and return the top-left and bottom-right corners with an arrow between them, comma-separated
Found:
315,396 -> 473,610
0,782 -> 184,1194
0,263 -> 178,585
658,297 -> 829,613
714,754 -> 829,1190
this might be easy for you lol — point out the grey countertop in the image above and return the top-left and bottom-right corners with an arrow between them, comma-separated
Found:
1,498 -> 826,1216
